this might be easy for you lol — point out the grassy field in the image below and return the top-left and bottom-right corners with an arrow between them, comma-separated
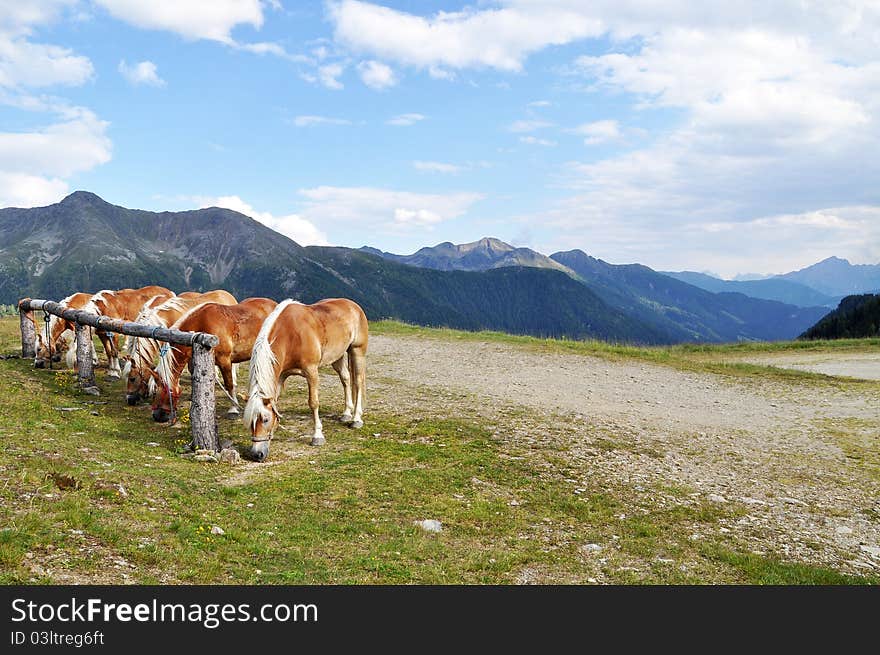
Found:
0,316 -> 877,584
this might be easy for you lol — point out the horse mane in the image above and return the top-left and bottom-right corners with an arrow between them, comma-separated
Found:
243,299 -> 296,428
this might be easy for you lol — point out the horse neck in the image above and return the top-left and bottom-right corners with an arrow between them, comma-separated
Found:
163,344 -> 191,391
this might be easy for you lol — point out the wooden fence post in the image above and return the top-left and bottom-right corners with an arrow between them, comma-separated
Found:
19,303 -> 35,359
189,341 -> 218,452
75,323 -> 98,393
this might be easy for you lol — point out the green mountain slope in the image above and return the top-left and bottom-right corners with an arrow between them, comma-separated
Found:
800,294 -> 880,339
551,250 -> 829,342
0,192 -> 661,343
662,270 -> 837,307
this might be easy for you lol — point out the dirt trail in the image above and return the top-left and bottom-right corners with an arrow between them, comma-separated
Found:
742,352 -> 880,381
366,334 -> 880,576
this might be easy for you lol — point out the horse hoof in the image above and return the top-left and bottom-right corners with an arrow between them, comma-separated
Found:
225,409 -> 240,419
310,435 -> 326,446
106,373 -> 120,381
340,413 -> 354,424
350,420 -> 363,429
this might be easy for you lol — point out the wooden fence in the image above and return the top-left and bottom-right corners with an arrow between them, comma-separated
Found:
18,298 -> 220,452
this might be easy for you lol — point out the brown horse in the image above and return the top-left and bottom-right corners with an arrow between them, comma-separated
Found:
33,292 -> 96,368
83,285 -> 173,378
243,298 -> 368,462
150,298 -> 278,423
122,290 -> 238,405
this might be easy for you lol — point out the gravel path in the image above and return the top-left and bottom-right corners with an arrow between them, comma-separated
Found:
367,334 -> 880,576
742,352 -> 880,381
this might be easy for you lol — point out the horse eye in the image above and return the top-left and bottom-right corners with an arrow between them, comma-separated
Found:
262,415 -> 270,424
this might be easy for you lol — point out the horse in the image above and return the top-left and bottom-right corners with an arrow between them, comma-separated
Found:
82,285 -> 173,378
33,292 -> 97,368
122,290 -> 238,405
149,298 -> 278,423
243,298 -> 368,462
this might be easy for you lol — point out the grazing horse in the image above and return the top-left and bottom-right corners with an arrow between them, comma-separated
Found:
122,290 -> 238,405
150,298 -> 278,423
82,285 -> 173,378
33,292 -> 97,368
243,298 -> 368,462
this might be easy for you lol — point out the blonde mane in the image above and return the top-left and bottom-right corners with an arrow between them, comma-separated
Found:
243,299 -> 296,428
82,289 -> 112,316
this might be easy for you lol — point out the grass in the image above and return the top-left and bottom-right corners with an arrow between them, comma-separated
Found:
371,320 -> 880,387
0,316 -> 877,585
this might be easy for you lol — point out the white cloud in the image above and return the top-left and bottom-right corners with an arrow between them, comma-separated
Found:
571,119 -> 620,145
519,136 -> 556,147
317,62 -> 344,89
356,59 -> 396,89
93,0 -> 264,44
296,185 -> 484,233
200,195 -> 329,246
329,0 -> 603,72
0,103 -> 111,207
118,59 -> 165,87
507,119 -> 553,133
386,113 -> 425,126
413,160 -> 461,174
0,37 -> 93,89
0,171 -> 68,208
292,115 -> 352,127
0,105 -> 110,178
528,100 -> 551,108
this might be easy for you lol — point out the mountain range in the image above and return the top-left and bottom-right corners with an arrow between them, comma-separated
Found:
0,191 -> 857,344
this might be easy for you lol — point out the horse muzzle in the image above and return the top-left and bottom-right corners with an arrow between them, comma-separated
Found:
246,441 -> 270,462
34,358 -> 46,369
126,392 -> 141,406
152,407 -> 171,423
51,353 -> 61,363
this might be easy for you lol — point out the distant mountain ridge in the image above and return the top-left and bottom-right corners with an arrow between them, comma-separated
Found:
550,250 -> 828,343
661,270 -> 838,307
361,237 -> 576,276
0,192 -> 660,343
777,256 -> 880,297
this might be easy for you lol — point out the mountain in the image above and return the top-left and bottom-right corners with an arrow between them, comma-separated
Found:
800,294 -> 880,340
551,250 -> 829,343
777,257 -> 880,297
662,270 -> 838,307
0,192 -> 660,343
362,237 -> 576,276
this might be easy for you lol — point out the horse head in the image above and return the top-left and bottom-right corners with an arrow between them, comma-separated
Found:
244,395 -> 282,462
149,368 -> 181,423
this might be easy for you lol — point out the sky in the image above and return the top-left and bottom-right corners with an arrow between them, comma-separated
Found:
1,1 -> 879,278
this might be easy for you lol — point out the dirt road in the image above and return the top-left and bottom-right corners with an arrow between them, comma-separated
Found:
366,335 -> 880,576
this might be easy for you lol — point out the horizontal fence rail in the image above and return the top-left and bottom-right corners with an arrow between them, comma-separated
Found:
18,297 -> 220,453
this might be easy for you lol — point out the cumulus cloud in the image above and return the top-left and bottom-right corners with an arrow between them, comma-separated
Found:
329,0 -> 603,72
386,113 -> 425,126
118,59 -> 165,86
296,185 -> 484,233
357,59 -> 396,89
0,103 -> 111,207
0,37 -> 93,89
93,0 -> 264,44
199,195 -> 329,246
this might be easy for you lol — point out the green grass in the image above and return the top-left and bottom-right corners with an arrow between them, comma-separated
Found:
0,316 -> 876,585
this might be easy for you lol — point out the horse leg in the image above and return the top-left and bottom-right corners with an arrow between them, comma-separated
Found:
217,356 -> 240,417
348,345 -> 366,429
97,330 -> 120,379
305,366 -> 324,446
332,353 -> 354,423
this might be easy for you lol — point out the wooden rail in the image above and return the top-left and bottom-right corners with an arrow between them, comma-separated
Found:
18,297 -> 219,452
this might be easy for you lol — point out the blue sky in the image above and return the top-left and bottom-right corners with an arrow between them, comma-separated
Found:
1,1 -> 879,277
